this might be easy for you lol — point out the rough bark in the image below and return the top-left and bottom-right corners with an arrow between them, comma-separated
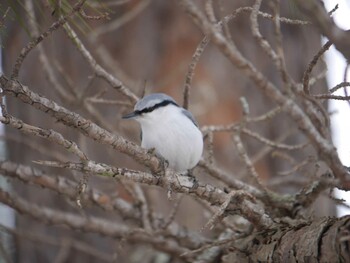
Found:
223,216 -> 350,262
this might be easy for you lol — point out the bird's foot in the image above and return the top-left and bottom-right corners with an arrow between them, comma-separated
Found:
148,148 -> 169,176
157,155 -> 169,177
187,169 -> 199,189
147,147 -> 156,155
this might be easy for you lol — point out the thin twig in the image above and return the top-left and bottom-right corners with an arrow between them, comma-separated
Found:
133,184 -> 153,231
63,22 -> 138,102
79,9 -> 110,20
0,224 -> 112,262
242,128 -> 308,151
11,0 -> 88,78
313,94 -> 350,100
183,5 -> 308,110
202,190 -> 237,230
0,115 -> 88,161
161,195 -> 184,230
25,0 -> 75,102
0,189 -> 188,258
232,131 -> 266,191
0,7 -> 11,29
181,231 -> 243,258
0,76 -> 161,173
329,81 -> 350,94
303,40 -> 332,95
0,161 -> 138,218
88,0 -> 132,8
343,63 -> 350,107
204,0 -> 216,24
90,0 -> 151,39
250,0 -> 279,66
0,134 -> 67,162
278,156 -> 316,176
271,0 -> 289,85
85,97 -> 132,106
183,37 -> 209,109
179,0 -> 348,187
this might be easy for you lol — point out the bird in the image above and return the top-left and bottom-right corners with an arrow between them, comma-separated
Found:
123,93 -> 203,173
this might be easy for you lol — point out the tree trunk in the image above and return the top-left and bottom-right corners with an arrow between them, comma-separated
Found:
224,216 -> 350,262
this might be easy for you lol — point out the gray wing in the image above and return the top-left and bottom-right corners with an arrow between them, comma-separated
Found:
181,109 -> 199,127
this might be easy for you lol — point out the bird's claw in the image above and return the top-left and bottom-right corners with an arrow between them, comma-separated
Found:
187,169 -> 199,189
147,147 -> 156,155
150,150 -> 168,176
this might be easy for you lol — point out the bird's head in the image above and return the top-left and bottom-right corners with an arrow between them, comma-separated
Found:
122,93 -> 179,125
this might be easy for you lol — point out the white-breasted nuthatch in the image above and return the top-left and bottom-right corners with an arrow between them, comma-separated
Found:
123,93 -> 203,173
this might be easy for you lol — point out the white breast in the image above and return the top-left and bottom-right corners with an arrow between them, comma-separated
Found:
138,105 -> 203,173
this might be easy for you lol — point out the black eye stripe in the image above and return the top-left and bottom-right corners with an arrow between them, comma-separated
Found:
136,100 -> 178,115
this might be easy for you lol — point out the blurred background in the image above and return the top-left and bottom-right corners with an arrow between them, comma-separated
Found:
0,0 -> 348,262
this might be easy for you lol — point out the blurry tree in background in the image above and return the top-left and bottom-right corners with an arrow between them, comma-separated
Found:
0,0 -> 349,262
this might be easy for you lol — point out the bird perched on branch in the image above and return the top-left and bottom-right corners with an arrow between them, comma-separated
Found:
123,93 -> 203,173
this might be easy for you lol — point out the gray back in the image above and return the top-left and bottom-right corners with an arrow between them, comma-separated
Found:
181,109 -> 199,127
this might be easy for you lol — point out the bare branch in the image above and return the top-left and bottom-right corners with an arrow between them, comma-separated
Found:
90,0 -> 151,39
63,22 -> 138,102
25,0 -> 75,102
11,0 -> 88,79
178,0 -> 349,189
32,159 -> 274,228
2,1 -> 350,260
0,188 -> 189,258
0,161 -> 138,218
241,128 -> 308,151
0,7 -> 11,29
329,81 -> 350,94
294,0 -> 350,61
0,76 -> 161,172
313,94 -> 350,101
0,115 -> 88,161
303,40 -> 332,95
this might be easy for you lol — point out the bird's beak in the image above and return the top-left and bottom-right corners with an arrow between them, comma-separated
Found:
122,111 -> 137,119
